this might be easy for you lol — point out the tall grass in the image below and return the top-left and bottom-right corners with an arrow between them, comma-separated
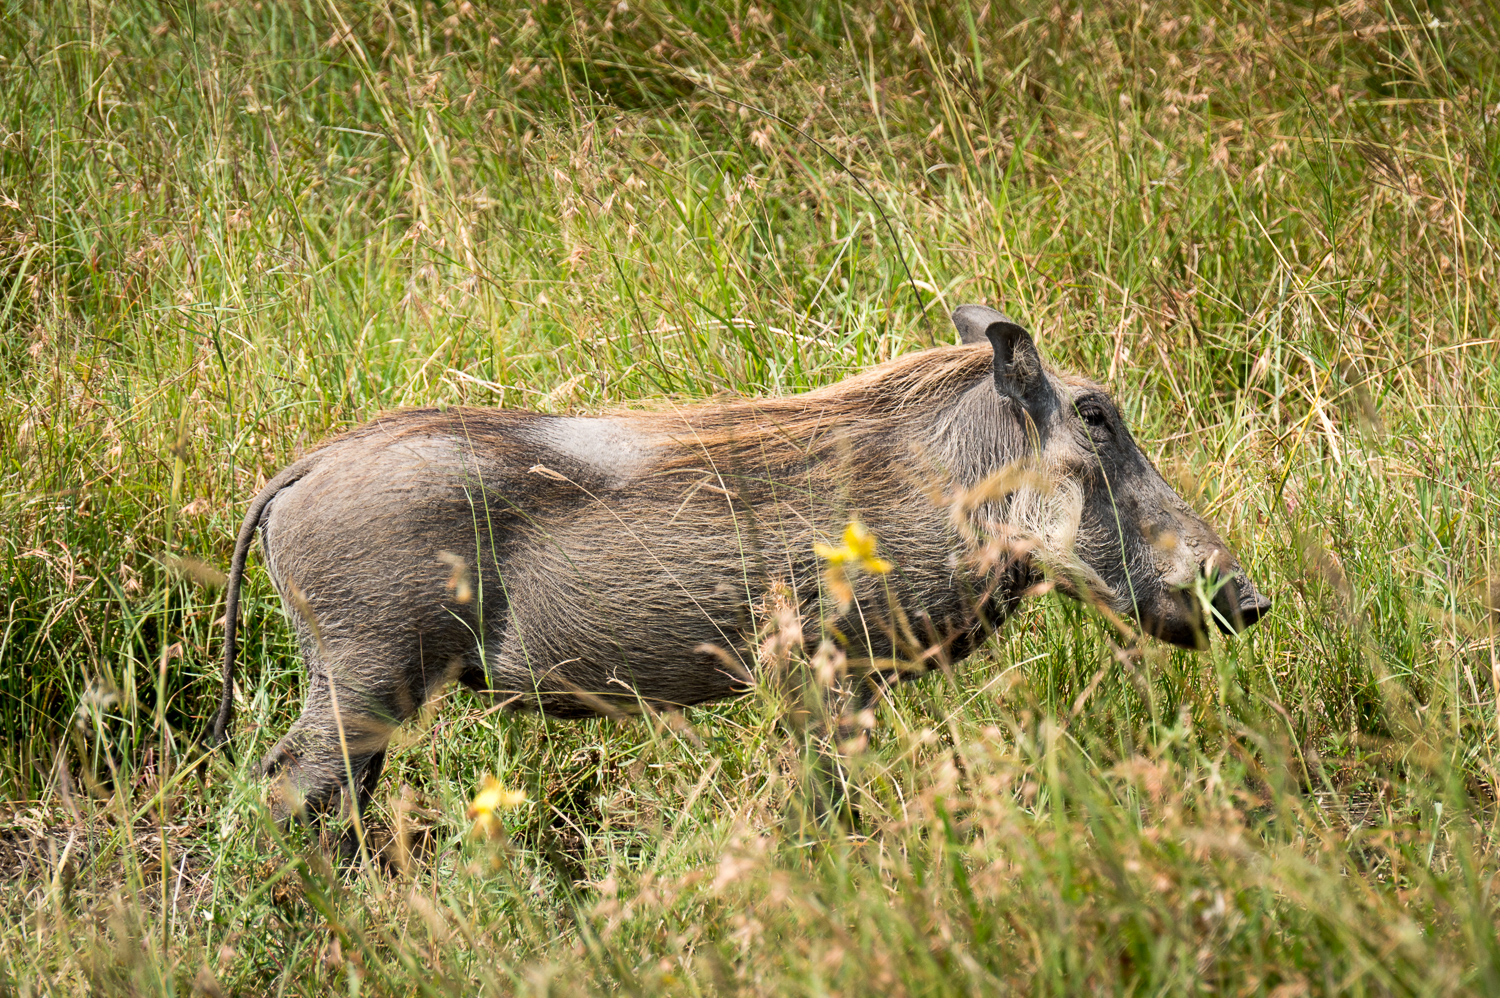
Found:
1,0 -> 1498,993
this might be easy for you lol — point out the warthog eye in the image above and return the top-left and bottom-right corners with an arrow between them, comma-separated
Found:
1077,401 -> 1109,429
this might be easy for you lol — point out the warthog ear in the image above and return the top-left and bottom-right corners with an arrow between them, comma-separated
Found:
951,305 -> 1052,411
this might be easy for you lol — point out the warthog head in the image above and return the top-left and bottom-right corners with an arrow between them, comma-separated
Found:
952,305 -> 1271,649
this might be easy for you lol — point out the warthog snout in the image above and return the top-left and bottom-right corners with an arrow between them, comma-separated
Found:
1141,565 -> 1272,651
213,302 -> 1271,821
1210,571 -> 1274,635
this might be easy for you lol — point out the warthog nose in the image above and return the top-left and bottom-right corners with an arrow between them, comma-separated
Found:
1238,591 -> 1272,627
1209,574 -> 1272,635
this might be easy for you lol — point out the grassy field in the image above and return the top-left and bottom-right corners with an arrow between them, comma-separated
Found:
2,0 -> 1499,993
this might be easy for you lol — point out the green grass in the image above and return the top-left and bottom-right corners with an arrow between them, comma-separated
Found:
2,0 -> 1499,993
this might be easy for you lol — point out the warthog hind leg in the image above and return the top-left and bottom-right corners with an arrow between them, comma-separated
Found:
258,663 -> 407,825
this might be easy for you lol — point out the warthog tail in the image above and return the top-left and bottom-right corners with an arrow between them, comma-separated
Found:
210,457 -> 318,748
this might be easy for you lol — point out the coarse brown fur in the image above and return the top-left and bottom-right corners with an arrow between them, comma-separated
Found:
211,307 -> 1270,820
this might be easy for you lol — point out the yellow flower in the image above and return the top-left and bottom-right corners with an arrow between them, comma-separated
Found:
814,521 -> 893,609
467,774 -> 528,839
814,521 -> 894,575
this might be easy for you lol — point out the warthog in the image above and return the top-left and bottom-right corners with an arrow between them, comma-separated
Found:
211,306 -> 1270,819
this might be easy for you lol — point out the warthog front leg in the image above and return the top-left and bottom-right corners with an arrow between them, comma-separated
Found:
794,671 -> 894,832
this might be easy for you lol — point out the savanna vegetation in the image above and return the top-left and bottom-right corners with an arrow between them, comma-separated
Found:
2,0 -> 1498,993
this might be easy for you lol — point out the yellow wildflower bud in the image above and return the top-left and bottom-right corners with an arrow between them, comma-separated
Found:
814,521 -> 894,609
814,521 -> 894,575
467,774 -> 528,839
